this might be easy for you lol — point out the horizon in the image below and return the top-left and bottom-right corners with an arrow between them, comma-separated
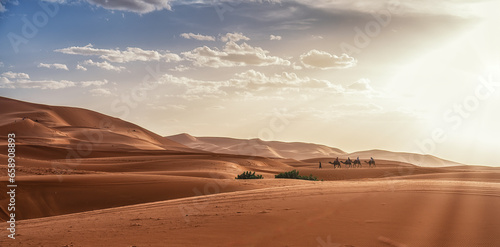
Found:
1,0 -> 500,166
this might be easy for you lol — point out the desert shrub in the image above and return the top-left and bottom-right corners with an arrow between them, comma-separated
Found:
274,170 -> 318,181
236,171 -> 263,179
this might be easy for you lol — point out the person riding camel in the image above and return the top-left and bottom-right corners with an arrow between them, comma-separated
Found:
370,157 -> 374,163
356,157 -> 360,163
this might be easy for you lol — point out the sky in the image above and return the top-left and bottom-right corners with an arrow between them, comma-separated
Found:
0,0 -> 499,166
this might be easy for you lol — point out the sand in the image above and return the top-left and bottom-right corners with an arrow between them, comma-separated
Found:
1,96 -> 499,246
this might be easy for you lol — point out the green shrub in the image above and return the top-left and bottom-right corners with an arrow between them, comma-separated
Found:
274,170 -> 318,181
236,171 -> 263,179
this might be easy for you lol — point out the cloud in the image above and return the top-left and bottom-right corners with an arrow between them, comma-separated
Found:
182,41 -> 290,68
180,33 -> 215,41
89,88 -> 113,96
0,0 -> 16,12
80,79 -> 109,87
55,43 -> 181,63
255,0 -> 484,18
292,62 -> 303,70
82,59 -> 126,71
159,69 -> 344,99
38,63 -> 69,71
0,77 -> 13,88
76,64 -> 88,71
0,71 -> 108,90
300,50 -> 357,69
170,65 -> 189,72
220,32 -> 250,42
85,0 -> 171,14
270,35 -> 282,40
233,69 -> 343,91
1,71 -> 29,79
0,62 -> 4,67
0,78 -> 75,90
348,78 -> 374,91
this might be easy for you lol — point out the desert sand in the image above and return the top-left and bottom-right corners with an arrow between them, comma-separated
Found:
1,96 -> 500,246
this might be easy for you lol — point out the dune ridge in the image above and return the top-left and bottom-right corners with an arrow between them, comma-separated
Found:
0,96 -> 191,152
167,133 -> 464,167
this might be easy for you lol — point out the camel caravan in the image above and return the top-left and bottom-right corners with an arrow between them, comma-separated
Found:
321,157 -> 376,169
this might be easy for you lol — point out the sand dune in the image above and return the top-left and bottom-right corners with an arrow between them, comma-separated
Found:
167,133 -> 464,167
1,96 -> 499,246
167,133 -> 346,160
337,149 -> 464,167
0,97 -> 190,152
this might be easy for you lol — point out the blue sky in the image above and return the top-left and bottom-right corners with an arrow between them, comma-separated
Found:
1,0 -> 499,166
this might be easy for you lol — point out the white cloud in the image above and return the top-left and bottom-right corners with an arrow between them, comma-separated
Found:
170,65 -> 189,72
82,59 -> 125,71
0,61 -> 4,67
220,32 -> 250,42
89,88 -> 113,96
80,79 -> 109,87
76,64 -> 88,71
1,71 -> 29,79
159,69 -> 344,99
0,77 -> 14,88
182,41 -> 290,68
0,71 -> 106,90
0,78 -> 76,90
55,43 -> 181,63
270,35 -> 282,40
311,35 -> 324,40
300,50 -> 357,69
348,78 -> 374,91
85,0 -> 171,14
38,63 -> 69,71
292,62 -> 303,70
180,33 -> 215,41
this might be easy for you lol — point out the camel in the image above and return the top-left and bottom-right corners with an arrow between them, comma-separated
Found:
364,159 -> 376,168
328,160 -> 341,169
353,159 -> 362,168
340,159 -> 352,168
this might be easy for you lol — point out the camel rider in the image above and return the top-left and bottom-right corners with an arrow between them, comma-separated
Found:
336,157 -> 339,162
319,161 -> 322,169
347,157 -> 351,163
357,157 -> 360,163
370,157 -> 374,163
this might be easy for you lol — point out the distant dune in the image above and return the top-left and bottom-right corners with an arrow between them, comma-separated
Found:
167,133 -> 346,160
337,149 -> 465,167
167,133 -> 463,167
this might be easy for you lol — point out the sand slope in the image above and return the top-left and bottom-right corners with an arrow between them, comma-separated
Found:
3,180 -> 500,247
0,96 -> 190,151
167,133 -> 464,167
167,133 -> 347,160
